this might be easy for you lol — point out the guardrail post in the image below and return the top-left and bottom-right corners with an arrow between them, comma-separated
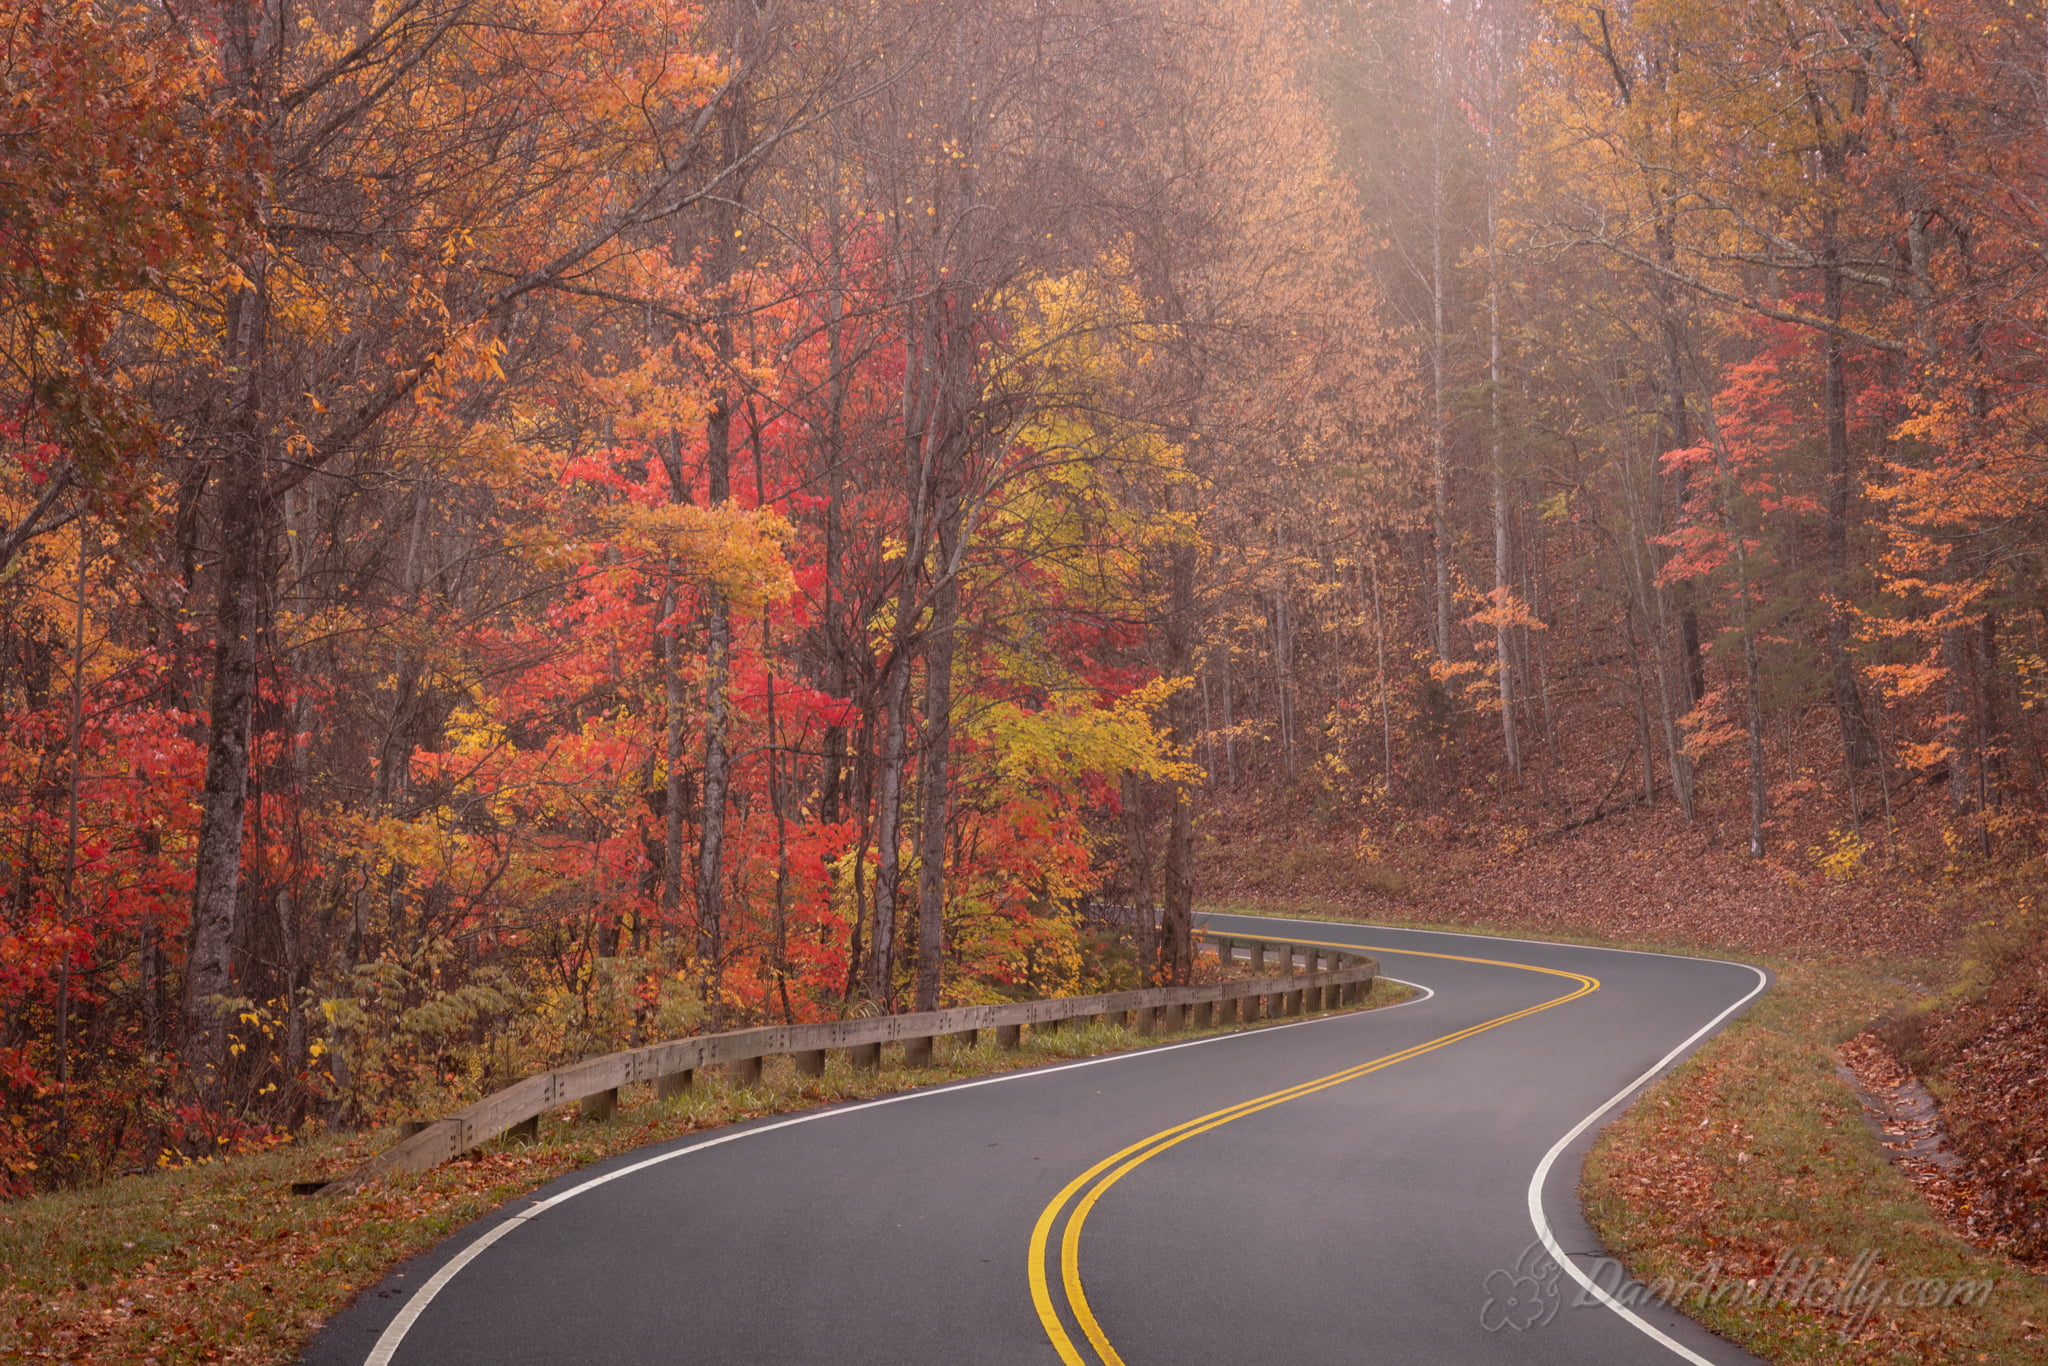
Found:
319,947 -> 1380,1193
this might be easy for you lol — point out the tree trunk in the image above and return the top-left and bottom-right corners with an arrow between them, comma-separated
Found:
1488,179 -> 1519,779
661,580 -> 687,941
912,503 -> 960,1013
1220,649 -> 1237,788
182,448 -> 263,1104
1625,614 -> 1655,806
1941,624 -> 1976,823
1821,238 -> 1879,772
1121,771 -> 1156,985
868,638 -> 912,1006
1429,168 -> 1452,663
180,0 -> 269,1118
1273,584 -> 1296,779
1368,549 -> 1393,786
1155,534 -> 1198,984
696,400 -> 733,1022
1654,217 -> 1707,709
1743,602 -> 1768,859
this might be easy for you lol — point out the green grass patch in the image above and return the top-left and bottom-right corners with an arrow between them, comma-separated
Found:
0,978 -> 1414,1366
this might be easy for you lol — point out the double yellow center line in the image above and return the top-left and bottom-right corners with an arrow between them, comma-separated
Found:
1027,939 -> 1600,1365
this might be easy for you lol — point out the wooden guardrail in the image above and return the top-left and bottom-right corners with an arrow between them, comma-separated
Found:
313,932 -> 1373,1195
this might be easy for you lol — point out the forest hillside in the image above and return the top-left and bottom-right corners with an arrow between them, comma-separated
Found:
3,0 -> 2044,1244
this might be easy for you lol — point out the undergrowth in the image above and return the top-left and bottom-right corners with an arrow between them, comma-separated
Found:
0,979 -> 1412,1366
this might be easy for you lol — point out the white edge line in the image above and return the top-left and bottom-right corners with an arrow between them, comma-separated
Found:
1379,974 -> 1433,1005
1218,913 -> 1776,1362
1525,961 -> 1771,1365
363,976 -> 1431,1366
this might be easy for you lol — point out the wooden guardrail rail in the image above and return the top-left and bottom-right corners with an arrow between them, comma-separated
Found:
313,932 -> 1373,1195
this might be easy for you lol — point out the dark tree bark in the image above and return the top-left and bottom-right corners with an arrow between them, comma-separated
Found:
1822,233 -> 1880,773
1155,533 -> 1198,985
179,0 -> 269,1103
697,397 -> 733,1021
182,446 -> 266,1103
912,533 -> 957,1013
1120,772 -> 1156,984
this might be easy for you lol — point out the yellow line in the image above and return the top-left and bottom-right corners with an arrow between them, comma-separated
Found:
1028,942 -> 1598,1365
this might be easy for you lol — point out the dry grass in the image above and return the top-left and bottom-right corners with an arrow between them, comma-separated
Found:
1583,961 -> 2048,1365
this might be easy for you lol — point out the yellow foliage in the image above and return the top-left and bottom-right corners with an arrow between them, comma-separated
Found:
1807,828 -> 1869,882
608,502 -> 798,610
973,677 -> 1200,791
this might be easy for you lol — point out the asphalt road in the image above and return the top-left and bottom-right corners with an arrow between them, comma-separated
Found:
303,915 -> 1773,1366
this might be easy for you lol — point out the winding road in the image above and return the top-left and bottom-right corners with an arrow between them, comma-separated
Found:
302,915 -> 1773,1366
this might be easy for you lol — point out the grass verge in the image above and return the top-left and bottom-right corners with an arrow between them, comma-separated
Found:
1582,960 -> 2048,1365
1,977 -> 1413,1366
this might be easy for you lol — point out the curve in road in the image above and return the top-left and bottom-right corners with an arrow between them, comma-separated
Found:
1030,942 -> 1599,1364
302,916 -> 1771,1366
